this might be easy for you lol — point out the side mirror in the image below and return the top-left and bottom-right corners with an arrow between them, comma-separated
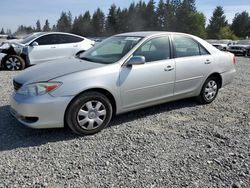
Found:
127,56 -> 145,66
31,42 -> 39,46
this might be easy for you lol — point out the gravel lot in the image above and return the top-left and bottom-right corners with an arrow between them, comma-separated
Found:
0,57 -> 249,188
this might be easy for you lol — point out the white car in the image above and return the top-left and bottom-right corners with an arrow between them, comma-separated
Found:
0,32 -> 95,70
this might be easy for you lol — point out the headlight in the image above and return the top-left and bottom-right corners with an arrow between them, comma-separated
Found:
17,82 -> 62,96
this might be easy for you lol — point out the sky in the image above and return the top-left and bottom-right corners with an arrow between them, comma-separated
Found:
0,0 -> 250,32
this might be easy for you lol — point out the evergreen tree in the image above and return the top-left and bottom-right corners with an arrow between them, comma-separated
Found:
6,29 -> 12,35
219,26 -> 238,40
43,19 -> 51,32
91,8 -> 105,36
156,0 -> 166,30
145,0 -> 157,30
36,20 -> 42,32
165,0 -> 181,31
0,28 -> 5,34
52,24 -> 57,31
116,8 -> 129,33
231,11 -> 250,38
57,11 -> 72,32
106,4 -> 118,35
207,6 -> 228,39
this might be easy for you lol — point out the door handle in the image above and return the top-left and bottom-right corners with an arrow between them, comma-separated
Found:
164,66 -> 174,71
51,46 -> 56,49
204,60 -> 211,64
73,45 -> 78,47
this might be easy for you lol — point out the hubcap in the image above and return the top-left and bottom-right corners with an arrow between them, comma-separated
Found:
6,57 -> 21,70
204,80 -> 218,101
77,101 -> 107,130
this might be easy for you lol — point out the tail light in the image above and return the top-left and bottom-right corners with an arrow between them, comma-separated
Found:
233,55 -> 236,64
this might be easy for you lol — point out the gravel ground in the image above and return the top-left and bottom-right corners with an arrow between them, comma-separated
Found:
0,57 -> 249,188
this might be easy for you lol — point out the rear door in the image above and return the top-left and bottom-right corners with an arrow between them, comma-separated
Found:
172,34 -> 213,95
55,34 -> 84,56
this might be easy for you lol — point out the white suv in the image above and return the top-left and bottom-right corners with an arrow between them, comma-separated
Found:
0,32 -> 95,70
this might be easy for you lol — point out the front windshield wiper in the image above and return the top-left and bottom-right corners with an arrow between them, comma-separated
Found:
80,57 -> 95,62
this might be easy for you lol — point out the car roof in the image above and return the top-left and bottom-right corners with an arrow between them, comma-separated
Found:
40,32 -> 85,38
115,31 -> 186,37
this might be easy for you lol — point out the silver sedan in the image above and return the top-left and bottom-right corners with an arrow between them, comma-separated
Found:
10,32 -> 236,135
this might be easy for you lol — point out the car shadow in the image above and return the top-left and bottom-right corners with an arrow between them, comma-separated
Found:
0,99 -> 199,151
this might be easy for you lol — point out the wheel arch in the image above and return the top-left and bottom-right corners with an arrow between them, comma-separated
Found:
64,88 -> 117,127
207,72 -> 222,88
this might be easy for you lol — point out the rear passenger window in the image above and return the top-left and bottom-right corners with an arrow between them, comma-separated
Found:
56,34 -> 84,44
173,35 -> 209,58
134,36 -> 170,62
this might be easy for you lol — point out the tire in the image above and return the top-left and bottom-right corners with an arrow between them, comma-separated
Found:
65,91 -> 113,135
197,76 -> 219,104
3,55 -> 25,70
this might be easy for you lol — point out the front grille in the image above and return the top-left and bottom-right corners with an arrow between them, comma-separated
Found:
13,80 -> 22,91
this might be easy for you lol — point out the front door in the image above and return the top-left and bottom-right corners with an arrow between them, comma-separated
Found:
119,36 -> 175,109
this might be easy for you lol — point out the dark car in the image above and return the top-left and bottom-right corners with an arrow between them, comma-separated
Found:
228,40 -> 250,56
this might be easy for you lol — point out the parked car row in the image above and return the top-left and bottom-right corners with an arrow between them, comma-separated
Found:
0,32 -> 95,70
206,39 -> 250,57
10,31 -> 236,135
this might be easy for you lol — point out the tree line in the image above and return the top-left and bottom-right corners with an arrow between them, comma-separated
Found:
1,0 -> 250,39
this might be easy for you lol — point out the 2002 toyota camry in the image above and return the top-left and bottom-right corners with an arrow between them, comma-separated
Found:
10,32 -> 236,135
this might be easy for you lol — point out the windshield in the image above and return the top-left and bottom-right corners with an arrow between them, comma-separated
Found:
79,36 -> 143,64
21,33 -> 44,44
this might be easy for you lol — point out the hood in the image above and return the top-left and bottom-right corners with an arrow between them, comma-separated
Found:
212,43 -> 227,47
14,57 -> 105,85
229,44 -> 250,48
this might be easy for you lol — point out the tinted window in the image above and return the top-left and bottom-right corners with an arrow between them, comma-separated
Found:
56,34 -> 83,44
35,34 -> 57,45
134,36 -> 170,62
173,35 -> 209,58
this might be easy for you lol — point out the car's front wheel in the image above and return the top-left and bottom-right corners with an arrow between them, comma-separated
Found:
3,55 -> 25,71
198,77 -> 219,104
65,91 -> 113,135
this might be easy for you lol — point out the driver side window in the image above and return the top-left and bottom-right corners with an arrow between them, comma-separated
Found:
34,35 -> 57,45
133,36 -> 170,62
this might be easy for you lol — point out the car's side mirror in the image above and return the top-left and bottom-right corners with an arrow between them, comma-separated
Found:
126,56 -> 146,66
31,42 -> 39,46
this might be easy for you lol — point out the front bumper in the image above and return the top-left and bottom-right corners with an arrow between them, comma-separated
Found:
10,93 -> 73,129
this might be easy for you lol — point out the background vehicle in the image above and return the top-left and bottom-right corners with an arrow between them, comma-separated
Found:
228,40 -> 250,56
10,32 -> 236,135
207,39 -> 233,51
0,32 -> 95,70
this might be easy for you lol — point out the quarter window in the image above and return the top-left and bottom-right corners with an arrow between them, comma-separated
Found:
56,34 -> 83,44
134,36 -> 171,62
173,35 -> 209,58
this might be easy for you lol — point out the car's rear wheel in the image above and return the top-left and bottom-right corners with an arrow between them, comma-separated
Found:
3,55 -> 25,71
65,91 -> 113,135
198,76 -> 219,104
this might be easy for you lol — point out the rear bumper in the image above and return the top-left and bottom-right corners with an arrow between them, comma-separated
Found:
221,69 -> 236,88
10,93 -> 73,129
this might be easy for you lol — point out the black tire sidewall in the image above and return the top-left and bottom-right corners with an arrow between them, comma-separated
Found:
200,77 -> 219,104
66,92 -> 113,135
3,55 -> 25,70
